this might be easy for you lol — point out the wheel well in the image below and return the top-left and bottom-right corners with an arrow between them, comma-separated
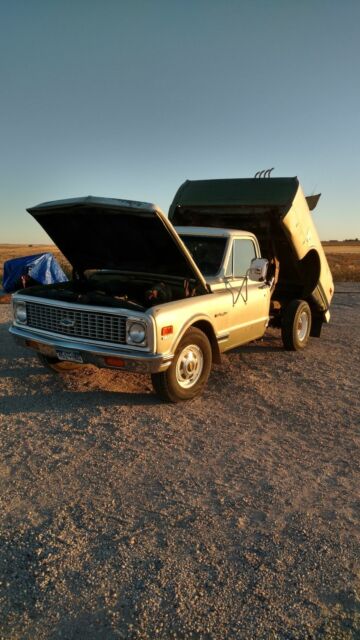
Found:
192,320 -> 221,364
299,249 -> 321,297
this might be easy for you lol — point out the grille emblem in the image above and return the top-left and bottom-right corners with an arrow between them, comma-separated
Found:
59,317 -> 75,328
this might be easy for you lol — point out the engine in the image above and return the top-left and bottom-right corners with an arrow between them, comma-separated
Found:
18,272 -> 198,311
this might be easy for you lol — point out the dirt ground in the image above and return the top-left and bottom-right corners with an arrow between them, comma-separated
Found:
0,284 -> 359,639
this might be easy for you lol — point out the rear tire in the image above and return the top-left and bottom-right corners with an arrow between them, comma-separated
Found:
37,353 -> 82,372
151,327 -> 212,402
281,299 -> 312,351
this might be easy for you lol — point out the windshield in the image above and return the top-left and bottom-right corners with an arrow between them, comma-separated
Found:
179,235 -> 227,276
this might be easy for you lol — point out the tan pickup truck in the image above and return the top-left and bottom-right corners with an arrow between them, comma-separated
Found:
10,176 -> 334,402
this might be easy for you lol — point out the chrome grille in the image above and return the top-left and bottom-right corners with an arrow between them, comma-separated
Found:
26,302 -> 127,344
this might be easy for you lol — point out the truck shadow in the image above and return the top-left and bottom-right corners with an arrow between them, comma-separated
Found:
0,321 -> 161,412
1,319 -> 283,414
235,334 -> 284,353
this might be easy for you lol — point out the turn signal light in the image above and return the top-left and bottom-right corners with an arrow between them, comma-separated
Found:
161,325 -> 173,336
104,357 -> 125,368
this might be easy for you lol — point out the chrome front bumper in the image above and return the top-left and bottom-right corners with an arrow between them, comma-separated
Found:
9,325 -> 173,374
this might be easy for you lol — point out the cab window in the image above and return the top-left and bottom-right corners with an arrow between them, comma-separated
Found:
232,239 -> 257,278
179,235 -> 227,276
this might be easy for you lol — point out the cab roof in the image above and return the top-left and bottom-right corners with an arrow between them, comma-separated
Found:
175,226 -> 256,239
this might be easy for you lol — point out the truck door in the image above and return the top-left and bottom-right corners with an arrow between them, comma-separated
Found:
225,238 -> 271,348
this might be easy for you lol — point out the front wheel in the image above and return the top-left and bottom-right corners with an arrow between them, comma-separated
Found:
151,327 -> 212,402
281,299 -> 312,351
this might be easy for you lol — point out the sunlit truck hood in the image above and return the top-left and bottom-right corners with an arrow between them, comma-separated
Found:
27,196 -> 208,288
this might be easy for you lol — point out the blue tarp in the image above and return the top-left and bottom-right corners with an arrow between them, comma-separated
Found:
3,252 -> 68,293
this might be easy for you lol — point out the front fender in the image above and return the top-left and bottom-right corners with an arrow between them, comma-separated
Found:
171,313 -> 217,353
148,293 -> 224,362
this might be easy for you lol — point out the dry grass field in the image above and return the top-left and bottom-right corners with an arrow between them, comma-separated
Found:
1,242 -> 360,287
323,243 -> 360,281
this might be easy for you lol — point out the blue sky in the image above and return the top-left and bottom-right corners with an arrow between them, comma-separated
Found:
1,0 -> 359,242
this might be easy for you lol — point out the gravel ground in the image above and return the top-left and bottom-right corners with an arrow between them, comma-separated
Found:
0,284 -> 359,639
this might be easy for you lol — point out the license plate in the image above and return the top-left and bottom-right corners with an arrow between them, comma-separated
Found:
56,349 -> 83,363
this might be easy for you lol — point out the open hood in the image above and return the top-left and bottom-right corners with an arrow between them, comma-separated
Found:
27,196 -> 208,289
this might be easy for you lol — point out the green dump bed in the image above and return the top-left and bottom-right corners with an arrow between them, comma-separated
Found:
168,177 -> 334,312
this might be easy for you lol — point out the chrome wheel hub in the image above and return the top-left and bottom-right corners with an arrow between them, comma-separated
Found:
297,311 -> 309,341
175,344 -> 204,389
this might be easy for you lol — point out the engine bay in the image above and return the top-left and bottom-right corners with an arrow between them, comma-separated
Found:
19,271 -> 202,311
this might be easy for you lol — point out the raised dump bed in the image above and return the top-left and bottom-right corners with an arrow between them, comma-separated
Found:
169,176 -> 334,315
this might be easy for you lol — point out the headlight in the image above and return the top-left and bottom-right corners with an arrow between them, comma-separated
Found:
127,321 -> 146,345
14,301 -> 27,324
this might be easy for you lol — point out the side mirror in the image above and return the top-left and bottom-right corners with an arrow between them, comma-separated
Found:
248,257 -> 269,282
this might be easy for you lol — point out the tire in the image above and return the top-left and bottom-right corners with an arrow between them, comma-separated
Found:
37,352 -> 83,373
151,327 -> 212,402
281,299 -> 312,351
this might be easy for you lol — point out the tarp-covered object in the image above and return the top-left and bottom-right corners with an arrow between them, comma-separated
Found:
3,252 -> 68,293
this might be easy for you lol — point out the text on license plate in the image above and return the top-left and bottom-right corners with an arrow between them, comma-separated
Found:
56,349 -> 83,363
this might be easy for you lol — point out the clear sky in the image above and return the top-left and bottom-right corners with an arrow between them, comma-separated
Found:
1,0 -> 359,242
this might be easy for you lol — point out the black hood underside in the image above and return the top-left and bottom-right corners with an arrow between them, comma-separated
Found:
27,196 -> 207,288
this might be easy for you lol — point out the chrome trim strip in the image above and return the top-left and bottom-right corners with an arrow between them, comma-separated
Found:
12,293 -> 146,317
